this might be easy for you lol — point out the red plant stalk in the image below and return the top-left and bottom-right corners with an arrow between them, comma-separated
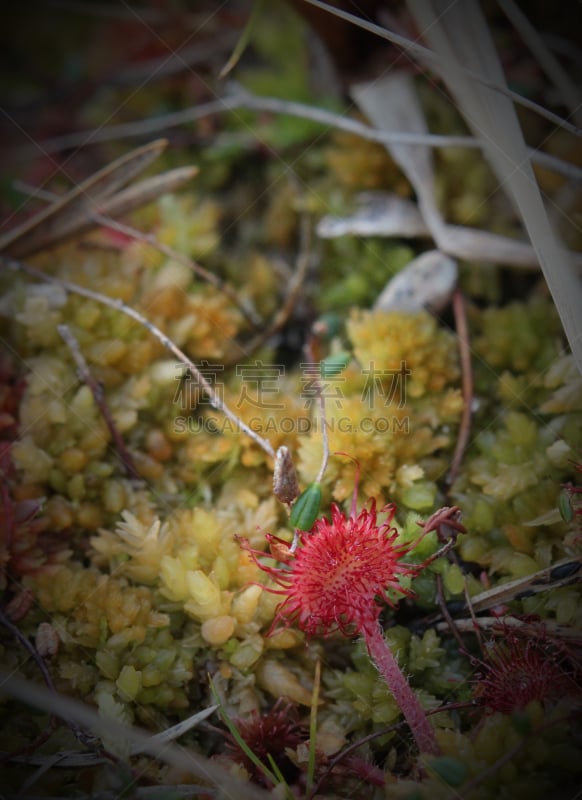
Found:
239,478 -> 452,756
362,618 -> 437,754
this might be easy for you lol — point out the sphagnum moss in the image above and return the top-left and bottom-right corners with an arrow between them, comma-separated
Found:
2,14 -> 582,794
4,216 -> 582,798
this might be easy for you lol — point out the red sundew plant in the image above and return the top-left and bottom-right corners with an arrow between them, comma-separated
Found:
224,699 -> 305,786
240,471 -> 461,756
472,624 -> 576,714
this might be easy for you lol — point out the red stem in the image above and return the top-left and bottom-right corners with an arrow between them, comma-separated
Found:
362,621 -> 439,755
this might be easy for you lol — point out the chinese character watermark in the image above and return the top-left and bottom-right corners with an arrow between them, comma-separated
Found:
235,361 -> 285,409
361,361 -> 410,409
174,361 -> 225,410
299,361 -> 345,410
175,359 -> 410,411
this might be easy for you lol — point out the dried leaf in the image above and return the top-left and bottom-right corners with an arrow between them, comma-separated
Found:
408,0 -> 582,374
350,73 -> 582,270
0,140 -> 198,258
374,250 -> 457,313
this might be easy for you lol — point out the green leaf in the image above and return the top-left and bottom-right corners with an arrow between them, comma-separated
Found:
289,483 -> 322,531
209,677 -> 281,790
558,490 -> 574,522
320,352 -> 351,379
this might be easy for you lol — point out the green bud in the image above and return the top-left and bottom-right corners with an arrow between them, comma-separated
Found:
289,482 -> 322,531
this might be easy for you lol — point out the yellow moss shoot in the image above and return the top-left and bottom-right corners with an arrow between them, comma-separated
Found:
347,309 -> 460,397
256,659 -> 314,706
201,616 -> 236,646
232,585 -> 263,624
184,570 -> 224,620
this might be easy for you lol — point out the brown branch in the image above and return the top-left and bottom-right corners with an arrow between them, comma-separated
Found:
303,337 -> 330,487
300,0 -> 582,137
459,712 -> 581,797
0,607 -> 91,749
244,209 -> 312,353
464,577 -> 484,652
0,671 -> 274,800
24,90 -> 582,182
435,574 -> 465,650
9,180 -> 261,330
3,255 -> 275,460
91,213 -> 262,329
57,324 -> 140,480
435,614 -> 582,642
0,140 -> 170,258
308,700 -> 477,798
447,288 -> 473,488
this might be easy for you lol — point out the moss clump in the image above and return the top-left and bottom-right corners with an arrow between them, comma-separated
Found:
320,237 -> 416,312
473,297 -> 562,376
326,126 -> 413,194
2,9 -> 582,793
298,310 -> 463,507
348,309 -> 460,396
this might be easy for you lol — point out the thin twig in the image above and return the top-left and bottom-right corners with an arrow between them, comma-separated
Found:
300,0 -> 582,137
3,255 -> 276,460
0,607 -> 90,748
436,614 -> 582,641
0,608 -> 55,698
307,718 -> 408,799
23,92 -> 474,153
459,712 -> 580,796
407,537 -> 457,573
0,671 -> 274,800
447,289 -> 473,488
230,90 -> 476,150
9,182 -> 262,329
0,720 -> 57,766
57,324 -> 140,479
303,337 -> 330,486
435,574 -> 465,650
460,740 -> 529,797
1,748 -> 106,768
309,701 -> 475,798
245,208 -> 311,352
20,88 -> 582,181
498,0 -> 582,125
238,99 -> 581,180
464,578 -> 484,652
91,213 -> 262,328
24,96 -> 240,154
